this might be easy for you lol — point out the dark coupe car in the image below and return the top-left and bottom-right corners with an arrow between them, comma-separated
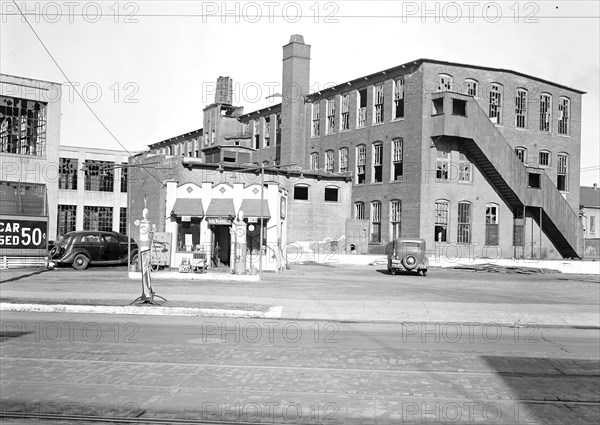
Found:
50,231 -> 138,270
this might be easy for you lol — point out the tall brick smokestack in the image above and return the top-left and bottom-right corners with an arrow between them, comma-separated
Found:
281,35 -> 310,167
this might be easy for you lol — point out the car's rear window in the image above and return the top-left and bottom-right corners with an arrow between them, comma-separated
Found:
399,242 -> 420,252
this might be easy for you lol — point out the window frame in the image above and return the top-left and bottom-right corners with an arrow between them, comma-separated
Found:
540,93 -> 552,132
373,84 -> 384,124
515,88 -> 528,129
390,199 -> 401,240
558,96 -> 570,135
325,150 -> 334,173
311,101 -> 320,137
356,145 -> 366,184
339,147 -> 348,172
324,186 -> 339,203
488,83 -> 502,125
539,150 -> 551,168
393,77 -> 405,119
465,79 -> 478,97
391,138 -> 403,181
293,184 -> 309,201
457,201 -> 472,244
437,74 -> 453,92
557,152 -> 569,192
435,200 -> 450,242
310,152 -> 319,171
326,98 -> 336,134
370,201 -> 382,243
372,142 -> 383,183
354,202 -> 365,220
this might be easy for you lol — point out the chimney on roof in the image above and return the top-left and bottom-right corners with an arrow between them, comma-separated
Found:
281,34 -> 310,166
215,76 -> 233,105
594,183 -> 598,190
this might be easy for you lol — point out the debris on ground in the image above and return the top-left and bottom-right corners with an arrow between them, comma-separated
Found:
452,263 -> 561,274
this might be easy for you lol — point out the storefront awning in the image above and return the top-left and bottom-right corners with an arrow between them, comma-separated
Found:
205,198 -> 235,218
240,199 -> 271,219
172,198 -> 204,216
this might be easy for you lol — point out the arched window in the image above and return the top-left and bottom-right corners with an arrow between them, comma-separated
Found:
540,93 -> 552,132
390,200 -> 402,239
372,142 -> 383,183
539,150 -> 551,167
354,202 -> 365,219
489,83 -> 503,124
515,88 -> 528,128
465,78 -> 478,97
392,138 -> 403,181
310,152 -> 319,170
325,150 -> 334,172
515,147 -> 527,163
457,202 -> 471,243
438,74 -> 453,92
371,201 -> 382,242
356,144 -> 366,184
557,153 -> 569,191
558,97 -> 570,135
485,203 -> 499,245
339,147 -> 349,172
435,200 -> 450,242
293,184 -> 309,201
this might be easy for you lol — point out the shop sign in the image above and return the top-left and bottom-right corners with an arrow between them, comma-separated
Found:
0,217 -> 47,249
207,217 -> 232,225
181,216 -> 191,222
247,217 -> 259,223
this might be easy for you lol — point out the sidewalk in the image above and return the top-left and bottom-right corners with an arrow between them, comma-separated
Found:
1,263 -> 598,327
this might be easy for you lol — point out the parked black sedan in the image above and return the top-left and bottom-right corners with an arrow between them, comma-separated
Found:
49,231 -> 138,270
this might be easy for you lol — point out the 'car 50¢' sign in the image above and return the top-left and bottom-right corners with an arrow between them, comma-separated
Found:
0,218 -> 47,249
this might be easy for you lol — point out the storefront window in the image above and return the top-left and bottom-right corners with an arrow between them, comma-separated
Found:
177,218 -> 201,251
246,220 -> 266,253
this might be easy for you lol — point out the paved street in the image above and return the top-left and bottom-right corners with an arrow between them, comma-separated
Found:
1,264 -> 599,325
1,312 -> 599,424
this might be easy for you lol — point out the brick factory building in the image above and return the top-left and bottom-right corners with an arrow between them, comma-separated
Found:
141,34 -> 584,262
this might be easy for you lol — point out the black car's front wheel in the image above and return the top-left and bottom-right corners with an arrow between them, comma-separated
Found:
72,254 -> 90,270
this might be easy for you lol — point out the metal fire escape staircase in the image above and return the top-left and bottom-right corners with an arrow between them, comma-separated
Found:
430,92 -> 583,259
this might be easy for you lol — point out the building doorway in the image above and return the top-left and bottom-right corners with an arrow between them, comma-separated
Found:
211,225 -> 231,266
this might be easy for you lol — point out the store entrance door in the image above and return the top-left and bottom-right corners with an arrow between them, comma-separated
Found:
211,225 -> 231,266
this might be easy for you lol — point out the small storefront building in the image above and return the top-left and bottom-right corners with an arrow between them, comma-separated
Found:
165,179 -> 286,272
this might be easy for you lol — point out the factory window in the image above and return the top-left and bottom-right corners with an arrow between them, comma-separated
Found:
540,93 -> 552,132
372,142 -> 383,182
539,150 -> 551,167
465,79 -> 478,97
0,96 -> 47,156
119,207 -> 127,235
59,158 -> 78,190
57,205 -> 77,237
457,202 -> 471,244
84,160 -> 114,192
392,138 -> 403,181
557,153 -> 569,191
339,147 -> 348,172
558,97 -> 570,135
84,206 -> 113,232
485,203 -> 499,246
489,84 -> 502,124
293,185 -> 309,201
242,122 -> 249,135
393,77 -> 405,119
437,74 -> 453,92
311,101 -> 320,137
310,152 -> 319,170
211,130 -> 215,145
354,202 -> 365,220
458,152 -> 472,182
356,145 -> 366,184
515,147 -> 527,163
120,164 -> 128,192
276,113 -> 281,145
371,201 -> 382,242
357,88 -> 367,128
373,84 -> 384,124
324,186 -> 339,202
435,200 -> 449,242
590,216 -> 596,234
390,200 -> 401,239
254,119 -> 260,149
436,148 -> 450,181
264,116 -> 271,147
528,172 -> 541,189
325,150 -> 334,172
515,88 -> 528,129
326,98 -> 335,134
340,93 -> 350,130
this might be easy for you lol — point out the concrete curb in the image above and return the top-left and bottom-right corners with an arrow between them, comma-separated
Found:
0,303 -> 283,319
128,271 -> 261,281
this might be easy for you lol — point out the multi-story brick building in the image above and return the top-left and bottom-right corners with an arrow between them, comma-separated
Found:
1,74 -> 62,266
146,35 -> 584,260
57,145 -> 131,238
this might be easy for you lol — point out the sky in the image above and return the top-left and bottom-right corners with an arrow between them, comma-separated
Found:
1,1 -> 599,185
